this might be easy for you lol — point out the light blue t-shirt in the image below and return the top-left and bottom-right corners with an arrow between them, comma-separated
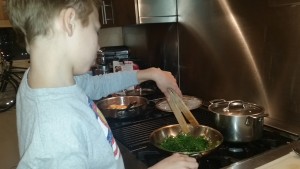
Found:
16,69 -> 138,169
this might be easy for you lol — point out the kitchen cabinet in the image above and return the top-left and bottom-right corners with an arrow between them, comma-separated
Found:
0,0 -> 11,27
137,0 -> 177,23
99,0 -> 178,28
224,141 -> 300,168
99,0 -> 136,28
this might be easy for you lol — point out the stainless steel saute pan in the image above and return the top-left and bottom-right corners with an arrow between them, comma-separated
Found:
150,124 -> 223,157
96,96 -> 148,119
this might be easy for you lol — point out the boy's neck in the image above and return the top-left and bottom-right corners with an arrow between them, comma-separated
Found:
28,66 -> 75,89
28,51 -> 76,89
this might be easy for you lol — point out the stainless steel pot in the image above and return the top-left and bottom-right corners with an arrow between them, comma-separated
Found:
96,96 -> 148,119
150,124 -> 223,157
208,100 -> 268,142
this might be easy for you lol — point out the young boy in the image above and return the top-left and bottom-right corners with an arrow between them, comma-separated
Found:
7,0 -> 199,169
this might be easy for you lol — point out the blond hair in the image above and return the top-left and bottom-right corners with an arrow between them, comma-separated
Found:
6,0 -> 100,46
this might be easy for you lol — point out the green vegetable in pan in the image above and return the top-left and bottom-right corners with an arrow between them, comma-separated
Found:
160,133 -> 210,152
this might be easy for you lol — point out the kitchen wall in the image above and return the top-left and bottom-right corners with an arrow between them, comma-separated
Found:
123,23 -> 179,71
122,0 -> 300,134
176,0 -> 300,134
99,27 -> 124,47
177,0 -> 266,103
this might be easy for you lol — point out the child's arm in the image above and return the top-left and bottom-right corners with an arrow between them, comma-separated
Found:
74,71 -> 138,100
75,67 -> 181,100
137,67 -> 182,98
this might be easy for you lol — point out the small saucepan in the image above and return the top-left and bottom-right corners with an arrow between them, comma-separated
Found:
96,96 -> 148,119
150,124 -> 223,157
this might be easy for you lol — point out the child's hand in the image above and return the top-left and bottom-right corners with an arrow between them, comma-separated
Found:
148,153 -> 199,169
137,67 -> 182,98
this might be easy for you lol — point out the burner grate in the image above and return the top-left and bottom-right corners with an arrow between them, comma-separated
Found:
110,108 -> 216,151
112,115 -> 178,151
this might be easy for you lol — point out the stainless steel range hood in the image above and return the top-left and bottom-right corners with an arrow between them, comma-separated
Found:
136,0 -> 177,24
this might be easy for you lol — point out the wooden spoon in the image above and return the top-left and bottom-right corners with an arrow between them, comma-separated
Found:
167,96 -> 190,133
167,88 -> 200,133
168,88 -> 199,127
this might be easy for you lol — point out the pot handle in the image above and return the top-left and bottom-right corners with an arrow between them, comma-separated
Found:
249,113 -> 269,119
149,97 -> 165,104
203,99 -> 226,108
209,99 -> 226,104
245,113 -> 269,125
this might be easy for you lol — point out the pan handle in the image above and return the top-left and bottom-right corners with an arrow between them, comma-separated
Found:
149,97 -> 165,104
124,101 -> 137,111
189,153 -> 203,158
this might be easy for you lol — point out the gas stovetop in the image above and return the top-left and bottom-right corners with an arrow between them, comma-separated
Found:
106,106 -> 294,169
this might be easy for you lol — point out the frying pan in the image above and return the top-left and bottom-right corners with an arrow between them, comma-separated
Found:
149,124 -> 223,157
96,96 -> 148,119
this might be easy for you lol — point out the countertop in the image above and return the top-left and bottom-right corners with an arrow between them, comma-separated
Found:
223,140 -> 300,169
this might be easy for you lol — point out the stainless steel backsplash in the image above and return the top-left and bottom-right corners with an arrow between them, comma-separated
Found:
124,0 -> 300,134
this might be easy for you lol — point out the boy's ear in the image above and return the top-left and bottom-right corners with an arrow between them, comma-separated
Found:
63,8 -> 76,36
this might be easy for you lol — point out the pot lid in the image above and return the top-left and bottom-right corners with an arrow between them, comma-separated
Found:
208,100 -> 264,116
